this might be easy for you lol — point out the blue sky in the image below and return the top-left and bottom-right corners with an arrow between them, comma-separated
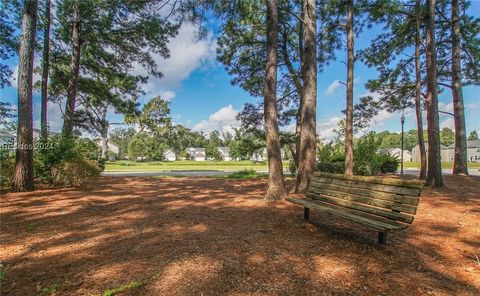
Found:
1,3 -> 479,140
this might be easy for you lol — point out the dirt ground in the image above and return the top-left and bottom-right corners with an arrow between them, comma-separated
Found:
1,175 -> 479,296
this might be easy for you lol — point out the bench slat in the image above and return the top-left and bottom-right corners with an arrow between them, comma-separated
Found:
308,187 -> 417,214
314,172 -> 424,188
312,177 -> 421,197
309,181 -> 419,206
286,197 -> 405,231
306,192 -> 414,224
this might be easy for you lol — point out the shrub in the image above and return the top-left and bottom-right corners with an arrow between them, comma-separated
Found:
36,134 -> 100,185
0,148 -> 15,189
376,153 -> 399,174
51,159 -> 101,187
316,162 -> 344,174
288,159 -> 296,176
353,161 -> 372,176
227,169 -> 265,179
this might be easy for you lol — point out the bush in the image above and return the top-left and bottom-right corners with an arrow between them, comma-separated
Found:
227,169 -> 265,179
51,159 -> 101,187
0,148 -> 15,189
316,162 -> 344,174
353,161 -> 372,176
288,159 -> 296,176
376,153 -> 399,174
36,134 -> 101,185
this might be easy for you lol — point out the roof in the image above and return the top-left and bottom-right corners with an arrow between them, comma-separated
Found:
186,147 -> 205,157
163,149 -> 176,155
446,140 -> 480,149
218,147 -> 230,156
467,139 -> 480,148
0,130 -> 15,138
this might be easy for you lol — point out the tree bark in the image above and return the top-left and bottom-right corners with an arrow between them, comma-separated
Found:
40,0 -> 51,143
451,0 -> 468,175
425,0 -> 444,187
12,0 -> 38,192
281,18 -> 303,171
294,1 -> 305,172
101,125 -> 109,159
415,0 -> 426,180
344,0 -> 354,175
294,0 -> 317,193
264,0 -> 287,201
62,1 -> 81,136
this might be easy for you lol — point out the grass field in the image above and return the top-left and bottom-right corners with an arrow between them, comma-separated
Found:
105,160 -> 480,172
105,160 -> 278,172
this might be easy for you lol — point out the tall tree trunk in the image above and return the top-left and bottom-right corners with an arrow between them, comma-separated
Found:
264,0 -> 287,201
281,19 -> 303,170
294,2 -> 305,172
62,1 -> 81,136
294,0 -> 317,193
415,0 -> 427,180
12,0 -> 38,192
451,0 -> 468,175
344,0 -> 354,175
425,0 -> 444,187
101,124 -> 109,159
40,0 -> 51,143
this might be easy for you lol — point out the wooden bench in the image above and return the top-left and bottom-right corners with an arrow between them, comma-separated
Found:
286,172 -> 423,244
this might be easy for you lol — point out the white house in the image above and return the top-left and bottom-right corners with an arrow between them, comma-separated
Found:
252,147 -> 267,162
0,130 -> 15,148
411,143 -> 449,162
186,147 -> 206,161
377,148 -> 412,162
162,148 -> 176,161
218,147 -> 231,161
444,140 -> 480,162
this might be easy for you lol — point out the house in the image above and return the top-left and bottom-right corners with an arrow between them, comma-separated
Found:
251,147 -> 289,162
377,148 -> 412,162
162,148 -> 176,161
466,139 -> 480,162
218,147 -> 231,161
0,130 -> 15,148
252,147 -> 268,162
186,147 -> 206,161
444,139 -> 480,162
411,143 -> 449,162
96,141 -> 120,160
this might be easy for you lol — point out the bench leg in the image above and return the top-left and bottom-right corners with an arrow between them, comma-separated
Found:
304,207 -> 310,221
378,231 -> 387,245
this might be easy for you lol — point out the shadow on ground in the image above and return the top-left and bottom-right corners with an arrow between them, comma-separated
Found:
1,175 -> 479,295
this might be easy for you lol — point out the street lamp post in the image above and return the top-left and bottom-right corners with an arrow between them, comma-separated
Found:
400,113 -> 405,175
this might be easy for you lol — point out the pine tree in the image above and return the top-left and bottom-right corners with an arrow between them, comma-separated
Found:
294,0 -> 317,192
264,0 -> 287,201
11,0 -> 38,192
425,0 -> 443,187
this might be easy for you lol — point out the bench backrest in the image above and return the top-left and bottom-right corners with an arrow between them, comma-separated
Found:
307,172 -> 423,224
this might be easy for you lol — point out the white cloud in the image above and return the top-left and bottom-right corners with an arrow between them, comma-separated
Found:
317,117 -> 342,141
440,117 -> 454,129
134,22 -> 217,97
192,105 -> 240,134
325,80 -> 342,95
159,90 -> 175,102
32,101 -> 64,132
9,58 -> 42,92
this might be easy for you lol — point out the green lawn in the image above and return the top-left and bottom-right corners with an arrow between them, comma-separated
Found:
105,160 -> 282,172
403,161 -> 480,169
